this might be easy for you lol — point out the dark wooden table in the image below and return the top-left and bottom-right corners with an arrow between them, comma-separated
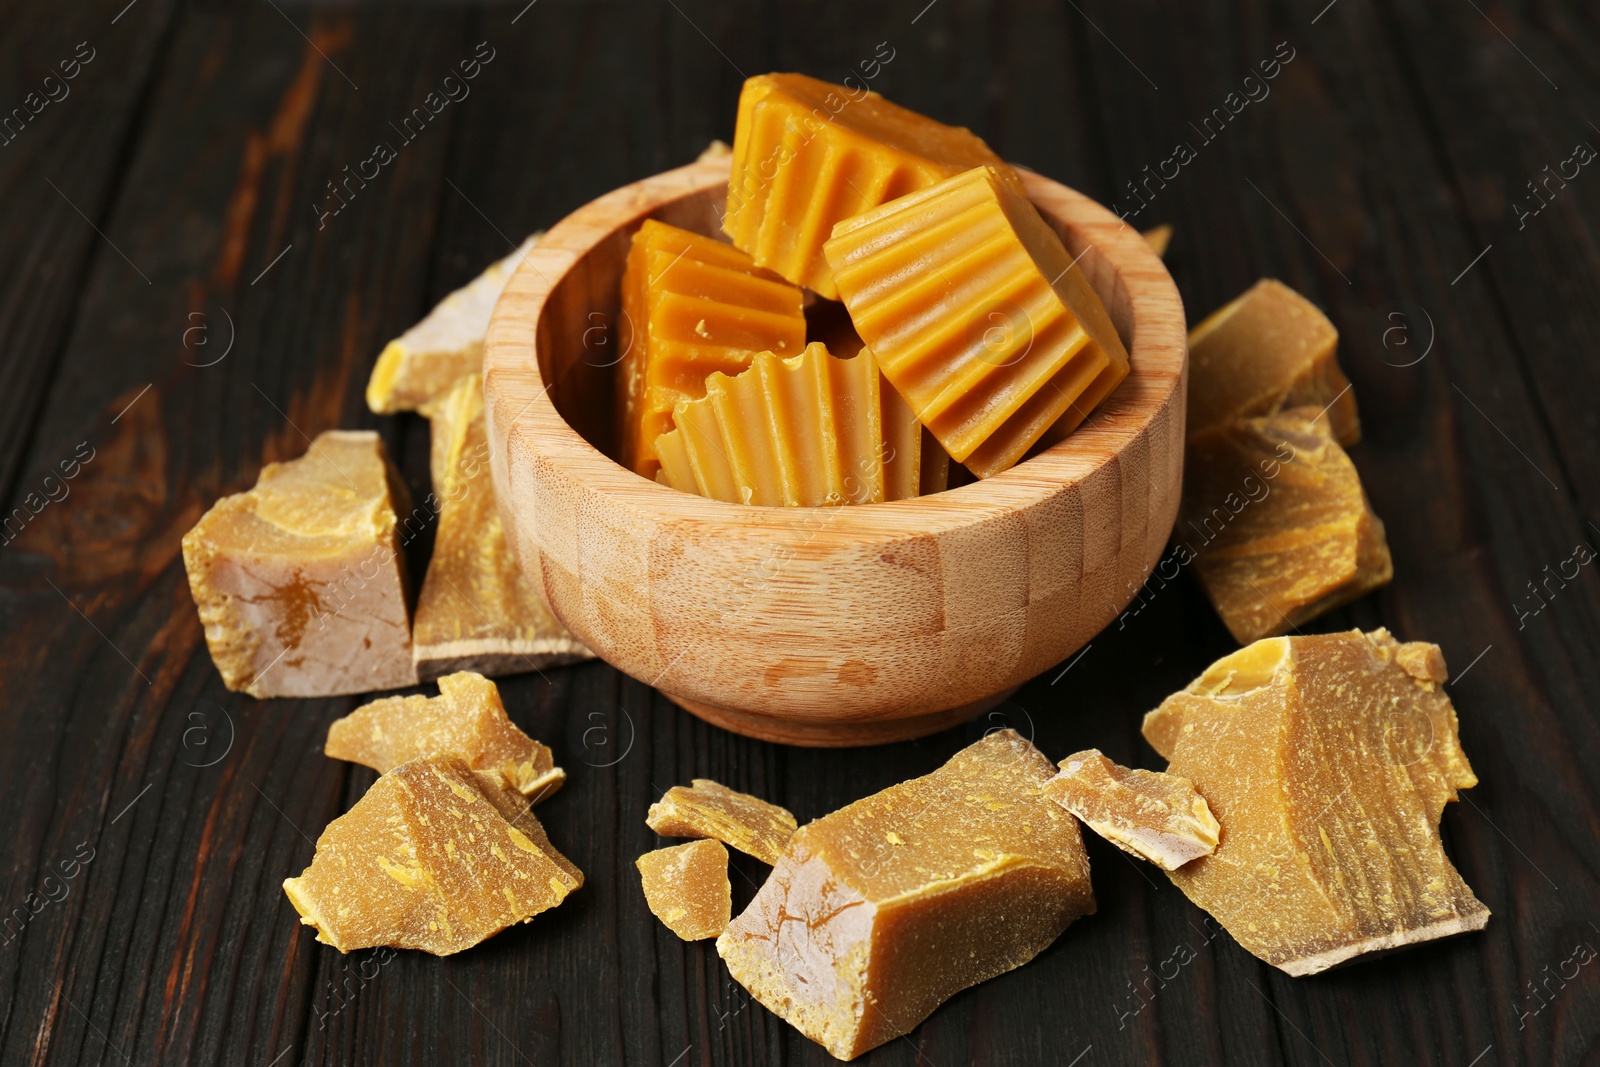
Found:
2,0 -> 1597,1063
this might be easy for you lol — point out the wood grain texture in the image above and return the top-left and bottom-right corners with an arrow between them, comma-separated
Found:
2,0 -> 1599,1064
484,158 -> 1186,745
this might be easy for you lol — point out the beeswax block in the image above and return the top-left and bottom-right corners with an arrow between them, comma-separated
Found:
1043,749 -> 1218,870
825,165 -> 1130,477
414,375 -> 591,679
181,430 -> 415,698
654,342 -> 943,505
1143,629 -> 1487,976
366,234 -> 539,414
1186,407 -> 1391,644
647,779 -> 797,865
717,730 -> 1094,1060
725,72 -> 1022,299
282,754 -> 582,955
326,670 -> 564,802
637,839 -> 732,941
619,219 -> 806,480
1188,278 -> 1360,445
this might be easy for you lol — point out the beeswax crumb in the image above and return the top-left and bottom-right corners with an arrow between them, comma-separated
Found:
1143,224 -> 1172,258
647,779 -> 796,864
1043,749 -> 1218,870
637,839 -> 732,941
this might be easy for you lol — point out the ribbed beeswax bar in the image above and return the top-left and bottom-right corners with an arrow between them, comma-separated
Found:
619,219 -> 806,480
825,165 -> 1130,478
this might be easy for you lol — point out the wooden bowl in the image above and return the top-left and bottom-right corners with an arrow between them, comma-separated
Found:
484,157 -> 1186,746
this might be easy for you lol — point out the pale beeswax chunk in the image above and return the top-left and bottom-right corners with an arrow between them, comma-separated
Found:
717,730 -> 1095,1060
413,375 -> 591,679
725,72 -> 1023,299
181,430 -> 415,698
1142,629 -> 1488,976
620,219 -> 806,480
326,670 -> 564,802
1143,224 -> 1172,258
636,839 -> 733,941
825,165 -> 1130,477
282,754 -> 582,956
1185,407 -> 1391,644
646,779 -> 797,864
655,342 -> 943,505
366,234 -> 539,414
1043,749 -> 1218,870
1187,278 -> 1360,445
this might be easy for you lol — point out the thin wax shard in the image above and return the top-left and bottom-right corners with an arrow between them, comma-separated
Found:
1185,407 -> 1391,644
1143,224 -> 1172,258
725,72 -> 1024,299
282,754 -> 582,956
326,670 -> 565,801
619,218 -> 806,480
717,730 -> 1095,1060
636,839 -> 733,941
1142,629 -> 1488,976
366,234 -> 539,413
655,342 -> 944,506
181,430 -> 416,698
646,779 -> 797,864
414,375 -> 591,678
1043,749 -> 1218,870
1187,278 -> 1360,445
825,165 -> 1130,477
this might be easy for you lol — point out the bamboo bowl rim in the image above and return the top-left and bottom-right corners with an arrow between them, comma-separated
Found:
484,156 -> 1185,547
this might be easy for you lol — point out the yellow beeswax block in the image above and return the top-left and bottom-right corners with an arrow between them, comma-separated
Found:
619,219 -> 806,480
366,234 -> 539,414
725,72 -> 1023,299
647,779 -> 797,865
1143,630 -> 1487,976
181,431 -> 416,698
1043,749 -> 1218,870
825,165 -> 1130,477
1188,278 -> 1360,445
1185,407 -> 1391,644
636,839 -> 732,941
413,375 -> 591,679
282,754 -> 582,956
326,670 -> 565,802
653,343 -> 941,506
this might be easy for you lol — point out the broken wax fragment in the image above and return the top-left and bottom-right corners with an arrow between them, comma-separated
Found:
725,72 -> 1023,299
282,753 -> 582,955
1143,224 -> 1172,258
366,233 -> 539,414
646,779 -> 797,864
636,839 -> 733,941
1142,629 -> 1487,976
653,342 -> 943,506
697,139 -> 732,162
1187,278 -> 1360,445
413,374 -> 591,679
1184,406 -> 1391,644
619,218 -> 806,480
1043,749 -> 1218,870
181,430 -> 416,698
825,165 -> 1130,477
326,670 -> 564,802
716,730 -> 1094,1060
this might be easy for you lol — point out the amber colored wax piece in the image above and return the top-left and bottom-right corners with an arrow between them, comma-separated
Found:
282,754 -> 582,955
654,342 -> 942,505
619,219 -> 806,480
1187,278 -> 1360,445
181,431 -> 415,698
717,730 -> 1095,1060
1142,629 -> 1487,976
725,72 -> 1023,300
636,839 -> 733,941
1143,224 -> 1172,258
1043,749 -> 1218,870
647,779 -> 797,864
825,165 -> 1130,478
326,670 -> 565,802
413,374 -> 591,679
1185,407 -> 1391,644
366,234 -> 539,414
